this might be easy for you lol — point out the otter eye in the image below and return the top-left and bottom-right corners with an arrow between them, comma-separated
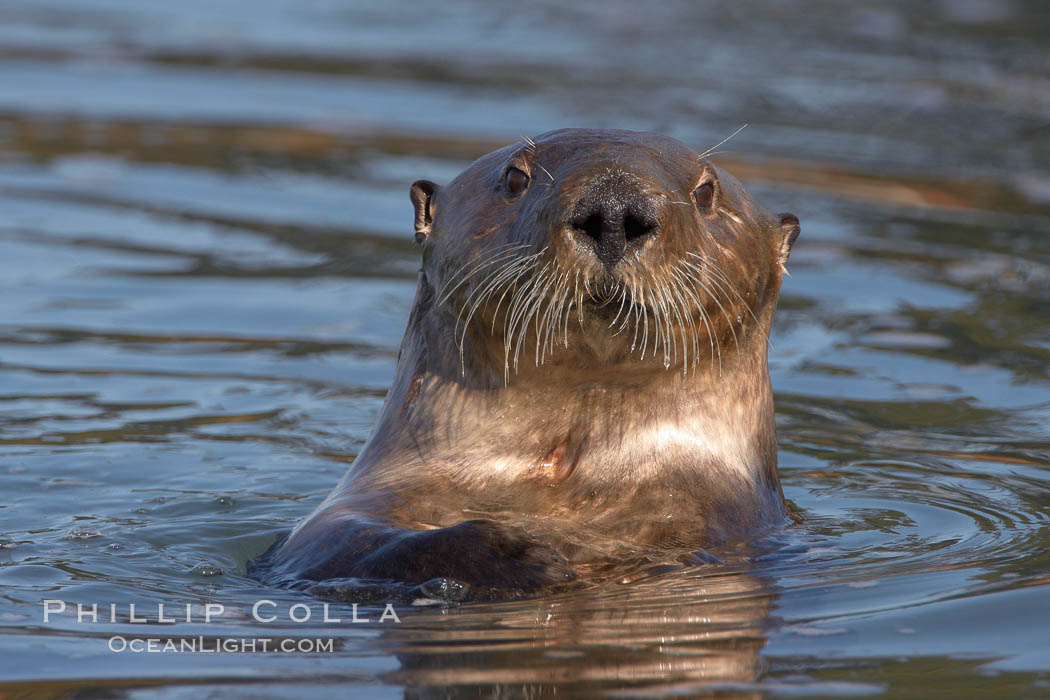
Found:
505,167 -> 529,195
692,182 -> 715,211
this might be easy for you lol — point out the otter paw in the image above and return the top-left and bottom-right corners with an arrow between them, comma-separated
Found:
349,519 -> 574,590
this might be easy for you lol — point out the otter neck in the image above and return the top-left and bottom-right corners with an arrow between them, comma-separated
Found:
344,279 -> 782,528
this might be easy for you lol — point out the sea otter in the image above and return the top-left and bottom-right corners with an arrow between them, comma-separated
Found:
253,128 -> 800,592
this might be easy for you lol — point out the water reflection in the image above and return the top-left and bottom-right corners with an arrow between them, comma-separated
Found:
384,568 -> 781,697
2,0 -> 1050,697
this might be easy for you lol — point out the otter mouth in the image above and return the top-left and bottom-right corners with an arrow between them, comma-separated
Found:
578,271 -> 637,324
582,296 -> 624,321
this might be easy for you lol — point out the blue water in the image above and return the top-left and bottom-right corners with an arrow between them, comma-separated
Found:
1,1 -> 1049,697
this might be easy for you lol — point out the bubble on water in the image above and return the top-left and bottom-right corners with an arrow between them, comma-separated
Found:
67,529 -> 102,540
418,577 -> 469,603
213,495 -> 236,507
790,624 -> 848,636
189,563 -> 224,577
411,597 -> 443,607
108,543 -> 123,550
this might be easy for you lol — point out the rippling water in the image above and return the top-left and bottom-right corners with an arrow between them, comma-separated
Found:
2,1 -> 1049,697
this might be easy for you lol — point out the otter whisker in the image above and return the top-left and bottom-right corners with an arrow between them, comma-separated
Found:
557,269 -> 574,350
648,279 -> 663,363
664,271 -> 691,373
681,260 -> 741,350
699,261 -> 747,315
504,263 -> 545,362
699,258 -> 773,350
697,123 -> 747,160
678,281 -> 695,372
537,269 -> 569,364
529,269 -> 555,366
686,253 -> 759,325
629,279 -> 642,352
469,258 -> 538,352
695,284 -> 725,373
487,249 -> 546,335
577,272 -> 589,328
669,268 -> 704,369
555,269 -> 573,354
646,281 -> 663,367
534,161 -> 555,185
507,261 -> 552,375
608,281 -> 630,333
668,286 -> 682,368
439,243 -> 532,306
648,283 -> 661,363
546,269 -> 572,357
680,258 -> 740,352
456,251 -> 544,375
497,255 -> 554,381
458,249 -> 539,330
638,283 -> 650,361
698,296 -> 721,375
513,265 -> 555,373
462,248 -> 539,318
455,256 -> 514,354
541,276 -> 559,361
651,280 -> 674,367
503,277 -> 533,379
540,268 -> 569,362
566,270 -> 579,345
672,270 -> 697,367
517,135 -> 555,186
660,282 -> 680,367
675,264 -> 719,373
439,241 -> 530,301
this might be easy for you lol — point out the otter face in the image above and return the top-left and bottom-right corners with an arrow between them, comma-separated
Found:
409,129 -> 800,380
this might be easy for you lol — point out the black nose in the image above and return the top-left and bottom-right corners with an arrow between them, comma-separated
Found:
570,177 -> 659,270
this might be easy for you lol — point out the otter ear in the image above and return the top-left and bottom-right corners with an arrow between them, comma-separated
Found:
777,212 -> 800,268
410,180 -> 438,243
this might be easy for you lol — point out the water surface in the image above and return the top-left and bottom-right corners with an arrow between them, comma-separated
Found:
2,1 -> 1049,697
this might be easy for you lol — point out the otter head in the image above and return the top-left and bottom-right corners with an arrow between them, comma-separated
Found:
409,129 -> 799,385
